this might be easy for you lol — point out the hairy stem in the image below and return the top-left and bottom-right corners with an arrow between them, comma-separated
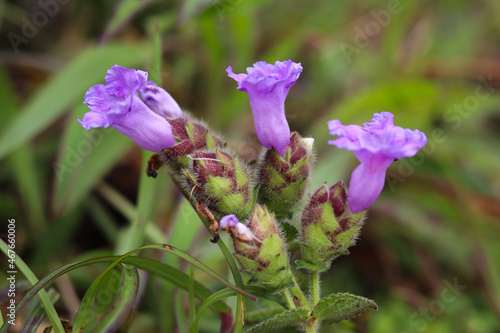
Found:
311,270 -> 320,306
283,288 -> 296,309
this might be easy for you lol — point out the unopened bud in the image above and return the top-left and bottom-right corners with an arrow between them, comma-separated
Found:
147,116 -> 223,174
182,148 -> 255,220
257,132 -> 313,218
229,205 -> 292,289
140,81 -> 183,118
299,181 -> 366,271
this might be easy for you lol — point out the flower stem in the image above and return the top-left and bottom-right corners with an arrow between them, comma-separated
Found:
304,325 -> 317,333
283,288 -> 296,309
311,270 -> 320,306
289,274 -> 310,310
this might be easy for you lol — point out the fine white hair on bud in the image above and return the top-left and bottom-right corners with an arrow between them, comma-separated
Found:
301,137 -> 315,156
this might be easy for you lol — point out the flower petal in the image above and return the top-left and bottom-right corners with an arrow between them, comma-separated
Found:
77,111 -> 111,130
83,84 -> 116,113
105,65 -> 148,98
110,96 -> 175,152
220,214 -> 239,228
328,112 -> 427,212
227,60 -> 302,156
140,81 -> 182,118
347,153 -> 393,213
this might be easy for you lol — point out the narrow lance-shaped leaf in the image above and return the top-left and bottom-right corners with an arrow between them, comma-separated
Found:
72,263 -> 139,333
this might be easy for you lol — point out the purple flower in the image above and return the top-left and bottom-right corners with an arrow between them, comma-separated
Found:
140,81 -> 183,118
328,112 -> 427,213
220,214 -> 239,229
79,65 -> 177,152
226,60 -> 303,157
220,215 -> 253,240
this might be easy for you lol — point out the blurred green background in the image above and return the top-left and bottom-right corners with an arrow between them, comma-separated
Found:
1,0 -> 499,332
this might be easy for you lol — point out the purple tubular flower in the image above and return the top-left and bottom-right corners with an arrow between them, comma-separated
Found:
220,214 -> 239,229
226,60 -> 303,157
328,112 -> 427,213
79,65 -> 177,152
140,81 -> 183,118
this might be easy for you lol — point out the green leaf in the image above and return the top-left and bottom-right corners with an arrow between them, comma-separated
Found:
189,288 -> 236,333
313,293 -> 378,322
0,239 -> 65,333
245,308 -> 310,333
0,43 -> 150,159
22,289 -> 59,333
72,263 -> 139,332
0,66 -> 46,234
0,254 -> 236,333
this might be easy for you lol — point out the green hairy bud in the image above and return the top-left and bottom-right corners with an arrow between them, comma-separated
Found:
182,148 -> 255,220
230,205 -> 292,289
257,132 -> 313,218
299,181 -> 366,271
147,116 -> 223,177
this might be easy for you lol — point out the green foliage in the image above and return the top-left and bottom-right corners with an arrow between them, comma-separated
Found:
313,293 -> 377,323
72,264 -> 139,332
1,0 -> 500,332
245,308 -> 309,333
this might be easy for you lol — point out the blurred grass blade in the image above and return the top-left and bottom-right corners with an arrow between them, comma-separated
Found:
100,0 -> 157,44
0,66 -> 46,233
2,244 -> 250,333
137,244 -> 256,301
189,288 -> 236,333
0,239 -> 65,333
125,257 -> 230,313
177,0 -> 221,25
51,106 -> 133,216
188,267 -> 196,326
175,292 -> 189,333
3,255 -> 230,328
0,43 -> 150,159
72,263 -> 139,333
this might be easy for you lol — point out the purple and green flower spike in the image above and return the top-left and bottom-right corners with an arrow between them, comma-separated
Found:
299,181 -> 366,271
257,132 -> 313,218
226,60 -> 303,157
79,65 -> 177,152
75,61 -> 430,332
328,112 -> 427,213
222,206 -> 292,289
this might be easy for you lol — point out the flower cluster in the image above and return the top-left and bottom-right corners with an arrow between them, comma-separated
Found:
221,207 -> 292,289
79,61 -> 427,331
